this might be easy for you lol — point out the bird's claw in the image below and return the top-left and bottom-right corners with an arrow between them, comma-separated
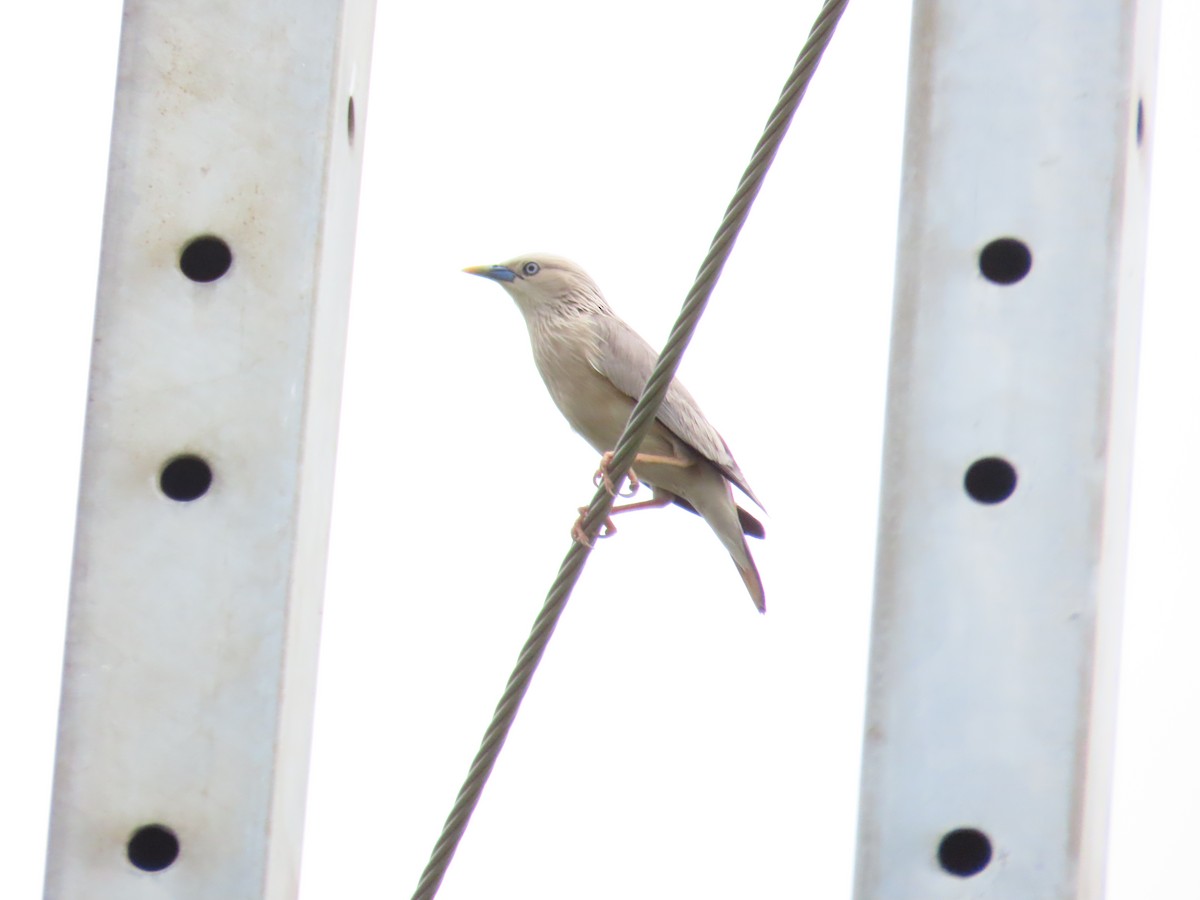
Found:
592,451 -> 641,498
572,506 -> 616,547
591,451 -> 617,494
620,469 -> 641,498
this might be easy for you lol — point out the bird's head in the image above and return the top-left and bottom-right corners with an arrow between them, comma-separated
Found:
464,254 -> 611,320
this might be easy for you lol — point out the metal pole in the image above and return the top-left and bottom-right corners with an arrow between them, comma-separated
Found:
44,3 -> 376,898
855,1 -> 1160,896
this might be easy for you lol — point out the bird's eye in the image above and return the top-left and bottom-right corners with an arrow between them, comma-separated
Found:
522,261 -> 540,276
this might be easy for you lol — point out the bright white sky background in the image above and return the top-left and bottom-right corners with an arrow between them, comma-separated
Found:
4,1 -> 1199,898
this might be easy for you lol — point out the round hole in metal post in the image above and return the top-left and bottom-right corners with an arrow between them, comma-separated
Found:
159,454 -> 213,502
179,235 -> 233,283
937,827 -> 992,877
978,237 -> 1032,285
127,823 -> 180,872
963,457 -> 1017,504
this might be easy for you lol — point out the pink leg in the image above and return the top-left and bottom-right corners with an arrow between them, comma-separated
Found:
571,493 -> 676,547
610,494 -> 674,515
628,452 -> 694,469
593,449 -> 692,497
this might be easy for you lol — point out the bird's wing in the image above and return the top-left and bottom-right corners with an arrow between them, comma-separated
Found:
589,315 -> 762,508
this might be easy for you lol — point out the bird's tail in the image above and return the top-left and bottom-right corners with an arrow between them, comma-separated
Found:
668,463 -> 766,612
689,477 -> 766,613
732,543 -> 766,613
671,497 -> 765,539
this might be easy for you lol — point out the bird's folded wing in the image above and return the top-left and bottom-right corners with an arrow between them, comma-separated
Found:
589,316 -> 762,509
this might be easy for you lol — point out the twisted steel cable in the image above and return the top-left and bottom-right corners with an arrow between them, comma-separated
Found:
411,3 -> 849,896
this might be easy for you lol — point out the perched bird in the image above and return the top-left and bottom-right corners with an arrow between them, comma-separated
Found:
464,254 -> 766,612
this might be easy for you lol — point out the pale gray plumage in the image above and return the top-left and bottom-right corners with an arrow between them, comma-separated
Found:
465,253 -> 766,612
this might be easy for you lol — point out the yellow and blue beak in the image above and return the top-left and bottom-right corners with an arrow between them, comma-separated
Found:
463,264 -> 516,283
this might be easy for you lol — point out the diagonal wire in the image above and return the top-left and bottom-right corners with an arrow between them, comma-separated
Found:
411,2 -> 849,897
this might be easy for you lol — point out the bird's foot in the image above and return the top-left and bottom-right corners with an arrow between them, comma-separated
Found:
592,451 -> 640,497
572,506 -> 616,547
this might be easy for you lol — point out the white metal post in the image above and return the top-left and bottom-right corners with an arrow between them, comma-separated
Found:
855,1 -> 1160,897
44,3 -> 376,899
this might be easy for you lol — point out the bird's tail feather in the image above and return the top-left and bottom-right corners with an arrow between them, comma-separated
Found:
672,497 -> 765,539
734,547 -> 766,613
671,467 -> 765,612
737,506 -> 765,540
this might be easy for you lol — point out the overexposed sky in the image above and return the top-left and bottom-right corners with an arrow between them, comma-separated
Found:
4,1 -> 1199,898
